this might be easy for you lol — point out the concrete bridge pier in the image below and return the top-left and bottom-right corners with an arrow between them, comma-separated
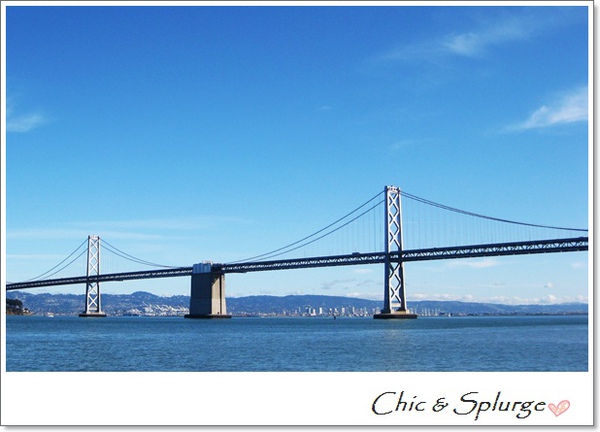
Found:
184,263 -> 231,319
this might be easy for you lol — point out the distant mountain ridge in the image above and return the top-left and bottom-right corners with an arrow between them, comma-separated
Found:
6,291 -> 588,317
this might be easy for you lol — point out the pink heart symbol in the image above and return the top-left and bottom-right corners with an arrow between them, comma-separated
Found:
548,400 -> 570,417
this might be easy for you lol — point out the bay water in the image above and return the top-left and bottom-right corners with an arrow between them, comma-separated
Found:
6,315 -> 587,372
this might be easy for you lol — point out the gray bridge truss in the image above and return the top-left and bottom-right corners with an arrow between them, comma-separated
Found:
6,236 -> 588,291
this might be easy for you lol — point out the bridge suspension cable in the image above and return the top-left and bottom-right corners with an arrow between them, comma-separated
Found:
230,191 -> 385,263
10,187 -> 586,285
400,191 -> 587,233
13,238 -> 181,284
101,239 -> 181,269
6,185 -> 588,293
230,187 -> 587,265
22,239 -> 88,282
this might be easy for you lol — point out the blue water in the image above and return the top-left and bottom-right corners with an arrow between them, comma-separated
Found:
6,315 -> 587,372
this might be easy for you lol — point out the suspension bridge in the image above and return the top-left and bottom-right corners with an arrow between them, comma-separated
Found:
6,186 -> 588,319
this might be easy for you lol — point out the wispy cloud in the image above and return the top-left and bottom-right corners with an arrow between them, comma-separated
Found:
483,294 -> 588,305
6,114 -> 48,132
379,22 -> 527,62
321,278 -> 357,291
7,228 -> 170,241
7,216 -> 252,241
445,258 -> 499,269
7,254 -> 66,261
6,99 -> 49,132
377,8 -> 579,63
441,15 -> 532,58
410,293 -> 475,302
571,261 -> 587,270
7,112 -> 48,132
72,216 -> 251,232
409,292 -> 588,305
509,86 -> 588,130
388,139 -> 415,152
352,268 -> 373,275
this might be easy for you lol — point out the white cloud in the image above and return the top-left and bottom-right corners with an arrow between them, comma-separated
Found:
74,216 -> 251,231
378,11 -> 554,63
320,279 -> 355,291
445,258 -> 499,269
511,87 -> 588,130
388,140 -> 415,152
410,293 -> 472,302
410,293 -> 588,305
320,277 -> 378,291
6,99 -> 48,132
441,16 -> 530,58
7,254 -> 66,261
375,8 -> 584,67
7,216 -> 251,241
345,292 -> 380,300
352,268 -> 373,275
7,228 -> 170,241
7,112 -> 48,132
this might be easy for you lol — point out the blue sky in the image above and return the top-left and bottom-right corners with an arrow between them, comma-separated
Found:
3,2 -> 590,305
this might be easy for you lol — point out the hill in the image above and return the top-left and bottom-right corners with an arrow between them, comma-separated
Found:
6,298 -> 31,315
5,291 -> 588,317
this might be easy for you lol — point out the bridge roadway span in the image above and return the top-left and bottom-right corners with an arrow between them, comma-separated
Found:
6,237 -> 588,290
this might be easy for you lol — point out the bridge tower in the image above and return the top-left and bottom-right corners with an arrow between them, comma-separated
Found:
184,263 -> 231,319
79,235 -> 106,317
374,186 -> 418,319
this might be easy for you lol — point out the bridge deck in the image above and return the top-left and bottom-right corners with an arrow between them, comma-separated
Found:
6,237 -> 588,290
218,237 -> 588,273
